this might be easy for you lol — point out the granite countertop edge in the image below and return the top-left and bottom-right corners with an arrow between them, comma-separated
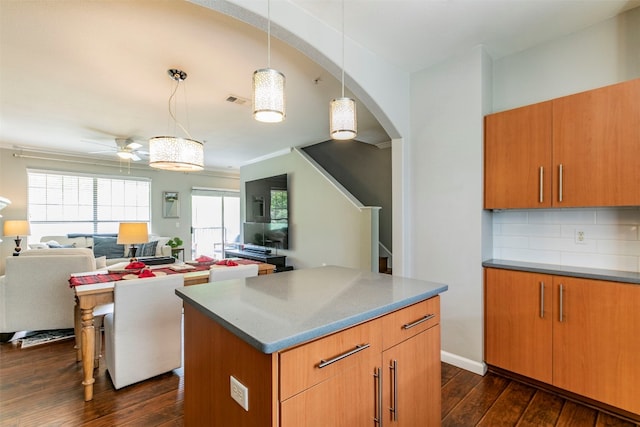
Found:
177,285 -> 447,354
483,259 -> 640,285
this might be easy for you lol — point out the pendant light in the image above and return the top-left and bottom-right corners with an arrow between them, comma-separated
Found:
149,69 -> 204,172
253,0 -> 285,123
330,0 -> 357,140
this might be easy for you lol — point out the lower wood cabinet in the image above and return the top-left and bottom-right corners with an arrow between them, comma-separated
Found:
183,296 -> 442,426
485,268 -> 640,416
381,326 -> 441,426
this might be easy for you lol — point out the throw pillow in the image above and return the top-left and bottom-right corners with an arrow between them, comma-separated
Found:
96,255 -> 107,269
46,241 -> 77,248
138,240 -> 158,257
93,236 -> 125,259
28,243 -> 48,250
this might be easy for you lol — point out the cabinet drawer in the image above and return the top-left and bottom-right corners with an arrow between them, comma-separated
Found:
279,318 -> 382,401
382,296 -> 440,350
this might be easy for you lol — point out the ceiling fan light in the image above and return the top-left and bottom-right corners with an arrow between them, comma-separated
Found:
253,68 -> 285,123
148,136 -> 204,171
330,97 -> 357,140
117,150 -> 133,160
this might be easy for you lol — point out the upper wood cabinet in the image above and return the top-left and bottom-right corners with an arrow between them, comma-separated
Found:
552,78 -> 640,207
485,101 -> 552,209
484,78 -> 640,209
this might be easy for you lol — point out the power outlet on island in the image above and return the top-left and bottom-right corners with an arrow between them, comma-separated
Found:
230,376 -> 249,411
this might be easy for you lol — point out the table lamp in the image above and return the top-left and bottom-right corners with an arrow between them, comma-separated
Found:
117,222 -> 149,260
3,220 -> 31,256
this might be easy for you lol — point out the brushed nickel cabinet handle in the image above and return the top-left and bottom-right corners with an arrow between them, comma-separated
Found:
402,314 -> 435,330
539,167 -> 544,203
318,343 -> 370,368
559,284 -> 564,322
374,367 -> 382,426
540,281 -> 545,318
389,360 -> 398,421
558,164 -> 564,202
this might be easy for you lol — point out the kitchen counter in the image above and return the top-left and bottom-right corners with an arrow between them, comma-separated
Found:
175,265 -> 448,353
483,259 -> 640,285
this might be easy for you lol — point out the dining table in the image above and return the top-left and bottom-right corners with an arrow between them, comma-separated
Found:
70,260 -> 275,401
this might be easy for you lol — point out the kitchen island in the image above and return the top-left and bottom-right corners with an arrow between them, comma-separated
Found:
176,265 -> 448,426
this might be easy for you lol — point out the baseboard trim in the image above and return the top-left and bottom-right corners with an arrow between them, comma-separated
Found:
441,351 -> 487,376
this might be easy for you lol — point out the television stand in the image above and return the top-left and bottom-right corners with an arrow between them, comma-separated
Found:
225,249 -> 286,270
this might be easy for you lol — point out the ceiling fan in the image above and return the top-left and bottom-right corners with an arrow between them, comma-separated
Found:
87,137 -> 148,162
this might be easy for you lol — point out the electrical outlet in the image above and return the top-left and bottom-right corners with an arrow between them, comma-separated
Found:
230,376 -> 249,411
575,229 -> 586,244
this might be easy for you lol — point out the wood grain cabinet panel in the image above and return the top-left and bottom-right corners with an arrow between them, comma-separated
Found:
381,326 -> 441,426
484,269 -> 552,383
484,101 -> 553,209
552,277 -> 640,415
552,78 -> 640,207
485,268 -> 640,416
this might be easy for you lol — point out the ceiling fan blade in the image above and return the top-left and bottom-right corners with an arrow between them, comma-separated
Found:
131,153 -> 141,162
89,149 -> 116,154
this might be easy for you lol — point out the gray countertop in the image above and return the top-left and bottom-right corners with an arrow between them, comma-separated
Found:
175,265 -> 448,354
483,259 -> 640,285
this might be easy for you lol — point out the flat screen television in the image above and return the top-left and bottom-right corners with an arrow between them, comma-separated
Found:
243,174 -> 288,250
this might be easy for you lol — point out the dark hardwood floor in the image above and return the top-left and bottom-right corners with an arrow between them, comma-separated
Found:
1,337 -> 637,426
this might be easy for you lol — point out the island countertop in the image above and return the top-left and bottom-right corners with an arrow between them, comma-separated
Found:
175,265 -> 448,354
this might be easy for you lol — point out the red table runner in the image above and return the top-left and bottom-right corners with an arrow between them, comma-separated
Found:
69,259 -> 260,287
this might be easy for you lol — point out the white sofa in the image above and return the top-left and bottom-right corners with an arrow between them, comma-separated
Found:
33,235 -> 172,266
0,248 -> 96,334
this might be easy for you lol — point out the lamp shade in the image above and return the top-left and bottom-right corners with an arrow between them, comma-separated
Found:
330,97 -> 357,140
117,223 -> 149,245
149,137 -> 204,171
253,68 -> 285,123
3,220 -> 30,237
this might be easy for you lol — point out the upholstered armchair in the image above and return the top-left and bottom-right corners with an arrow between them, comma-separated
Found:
103,274 -> 183,390
0,248 -> 96,335
208,264 -> 259,282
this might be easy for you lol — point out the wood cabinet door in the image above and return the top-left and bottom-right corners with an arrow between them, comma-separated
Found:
552,277 -> 640,415
484,101 -> 553,209
280,355 -> 378,427
484,268 -> 553,383
552,78 -> 640,207
382,326 -> 441,426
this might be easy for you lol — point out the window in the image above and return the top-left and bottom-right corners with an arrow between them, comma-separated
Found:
191,188 -> 240,258
270,189 -> 288,222
27,169 -> 150,242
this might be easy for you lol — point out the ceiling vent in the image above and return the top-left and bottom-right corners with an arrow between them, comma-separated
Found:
226,95 -> 250,106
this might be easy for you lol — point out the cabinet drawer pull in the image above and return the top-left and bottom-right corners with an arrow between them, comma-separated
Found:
559,284 -> 564,322
390,360 -> 398,421
402,314 -> 436,330
374,367 -> 382,426
540,281 -> 545,318
539,166 -> 544,203
558,164 -> 564,202
318,344 -> 370,368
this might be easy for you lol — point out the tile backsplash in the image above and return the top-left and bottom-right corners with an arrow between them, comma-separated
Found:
492,207 -> 640,272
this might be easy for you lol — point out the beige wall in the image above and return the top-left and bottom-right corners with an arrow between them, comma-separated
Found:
240,149 -> 377,271
0,147 -> 239,274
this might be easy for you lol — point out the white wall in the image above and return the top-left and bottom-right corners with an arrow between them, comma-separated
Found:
240,149 -> 377,271
0,148 -> 239,274
490,7 -> 640,274
493,6 -> 640,111
409,46 -> 491,373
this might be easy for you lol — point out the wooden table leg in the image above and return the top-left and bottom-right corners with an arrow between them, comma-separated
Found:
74,301 -> 82,362
80,307 -> 96,401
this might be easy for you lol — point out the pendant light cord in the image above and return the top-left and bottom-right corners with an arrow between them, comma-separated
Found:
341,0 -> 345,97
267,0 -> 271,68
167,78 -> 193,140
